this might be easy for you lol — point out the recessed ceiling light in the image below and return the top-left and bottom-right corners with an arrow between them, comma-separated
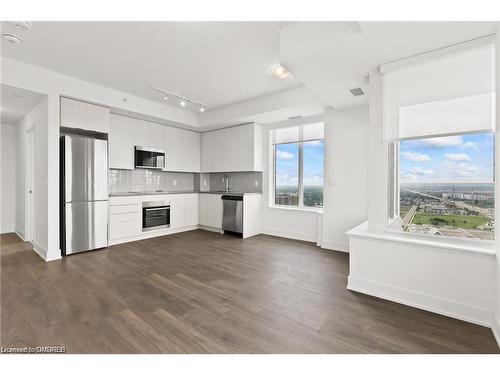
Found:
10,21 -> 32,31
2,33 -> 22,45
270,64 -> 290,79
163,96 -> 168,101
199,107 -> 205,113
180,100 -> 186,107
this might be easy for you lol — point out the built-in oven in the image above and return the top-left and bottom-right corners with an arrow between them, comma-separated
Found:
135,146 -> 165,169
142,200 -> 170,232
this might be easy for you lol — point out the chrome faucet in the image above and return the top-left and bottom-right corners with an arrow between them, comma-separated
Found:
223,175 -> 230,192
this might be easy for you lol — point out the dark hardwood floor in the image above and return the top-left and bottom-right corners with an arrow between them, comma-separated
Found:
1,230 -> 498,353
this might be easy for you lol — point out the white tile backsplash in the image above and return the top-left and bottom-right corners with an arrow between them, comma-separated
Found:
109,169 -> 198,193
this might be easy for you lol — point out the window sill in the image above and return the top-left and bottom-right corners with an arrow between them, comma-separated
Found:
347,221 -> 496,258
269,205 -> 323,214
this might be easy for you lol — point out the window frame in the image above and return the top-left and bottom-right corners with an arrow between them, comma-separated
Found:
387,132 -> 495,246
272,138 -> 324,211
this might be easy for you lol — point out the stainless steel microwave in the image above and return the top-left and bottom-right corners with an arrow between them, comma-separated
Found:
134,146 -> 165,169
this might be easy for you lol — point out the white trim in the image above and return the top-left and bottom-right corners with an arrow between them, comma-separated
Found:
32,241 -> 61,262
321,240 -> 349,253
260,228 -> 317,243
269,204 -> 323,213
493,311 -> 500,350
15,228 -> 25,241
0,227 -> 16,235
198,225 -> 223,234
380,34 -> 495,74
347,222 -> 496,258
347,275 -> 492,327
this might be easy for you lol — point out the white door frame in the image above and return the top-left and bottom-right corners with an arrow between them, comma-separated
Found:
25,124 -> 35,243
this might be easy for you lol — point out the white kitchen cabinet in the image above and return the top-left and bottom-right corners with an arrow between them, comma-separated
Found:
86,103 -> 110,133
199,193 -> 222,229
60,97 -> 86,129
169,194 -> 184,229
60,97 -> 110,133
163,126 -> 184,171
109,114 -> 135,169
201,123 -> 262,172
163,126 -> 200,172
133,119 -> 150,147
184,193 -> 199,227
182,130 -> 201,172
109,197 -> 142,241
149,122 -> 164,150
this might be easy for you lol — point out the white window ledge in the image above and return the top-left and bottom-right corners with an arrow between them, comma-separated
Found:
269,205 -> 323,214
347,221 -> 496,258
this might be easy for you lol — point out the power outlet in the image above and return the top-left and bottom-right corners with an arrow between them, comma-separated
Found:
173,180 -> 177,186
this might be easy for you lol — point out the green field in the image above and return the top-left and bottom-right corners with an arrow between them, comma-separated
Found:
412,213 -> 488,229
400,207 -> 410,218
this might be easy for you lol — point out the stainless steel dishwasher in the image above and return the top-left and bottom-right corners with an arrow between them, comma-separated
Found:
222,195 -> 243,235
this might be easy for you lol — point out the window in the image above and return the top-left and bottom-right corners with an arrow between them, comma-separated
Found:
275,143 -> 300,206
398,133 -> 495,240
272,123 -> 324,209
383,41 -> 495,241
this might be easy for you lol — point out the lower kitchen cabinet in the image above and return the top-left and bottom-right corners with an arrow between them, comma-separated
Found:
184,193 -> 199,227
109,201 -> 142,241
109,193 -> 199,244
199,193 -> 222,229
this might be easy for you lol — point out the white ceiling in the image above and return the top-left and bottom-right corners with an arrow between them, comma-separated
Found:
280,22 -> 498,109
0,21 -> 301,113
1,22 -> 497,129
1,84 -> 44,125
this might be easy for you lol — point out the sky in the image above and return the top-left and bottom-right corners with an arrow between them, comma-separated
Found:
399,133 -> 494,184
275,140 -> 324,187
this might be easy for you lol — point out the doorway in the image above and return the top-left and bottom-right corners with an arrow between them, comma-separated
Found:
25,125 -> 35,243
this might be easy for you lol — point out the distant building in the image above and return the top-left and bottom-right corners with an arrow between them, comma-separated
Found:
422,204 -> 448,214
275,194 -> 299,206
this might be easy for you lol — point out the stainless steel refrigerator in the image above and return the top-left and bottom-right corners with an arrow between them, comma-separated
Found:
60,135 -> 108,255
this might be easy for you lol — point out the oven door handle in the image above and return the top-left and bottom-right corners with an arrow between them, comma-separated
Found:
144,207 -> 170,211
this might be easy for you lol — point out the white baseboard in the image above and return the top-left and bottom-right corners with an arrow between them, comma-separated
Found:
32,241 -> 46,260
347,275 -> 492,328
15,228 -> 25,241
493,312 -> 500,350
198,225 -> 222,234
260,228 -> 317,243
0,226 -> 15,234
321,240 -> 349,253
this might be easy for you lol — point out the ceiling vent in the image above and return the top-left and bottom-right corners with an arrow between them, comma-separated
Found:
350,87 -> 365,97
287,115 -> 303,120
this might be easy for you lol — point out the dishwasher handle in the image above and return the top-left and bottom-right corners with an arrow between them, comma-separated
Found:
221,195 -> 243,201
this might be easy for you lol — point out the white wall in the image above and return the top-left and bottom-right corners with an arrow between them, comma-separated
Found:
14,98 -> 49,259
1,123 -> 17,233
348,226 -> 496,327
321,106 -> 369,252
345,63 -> 500,338
260,115 -> 323,242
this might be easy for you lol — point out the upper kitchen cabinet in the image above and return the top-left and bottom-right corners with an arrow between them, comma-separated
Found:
181,130 -> 201,172
60,97 -> 110,133
149,122 -> 164,150
201,123 -> 263,172
132,119 -> 150,147
86,103 -> 110,133
109,114 -> 134,169
164,126 -> 200,172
